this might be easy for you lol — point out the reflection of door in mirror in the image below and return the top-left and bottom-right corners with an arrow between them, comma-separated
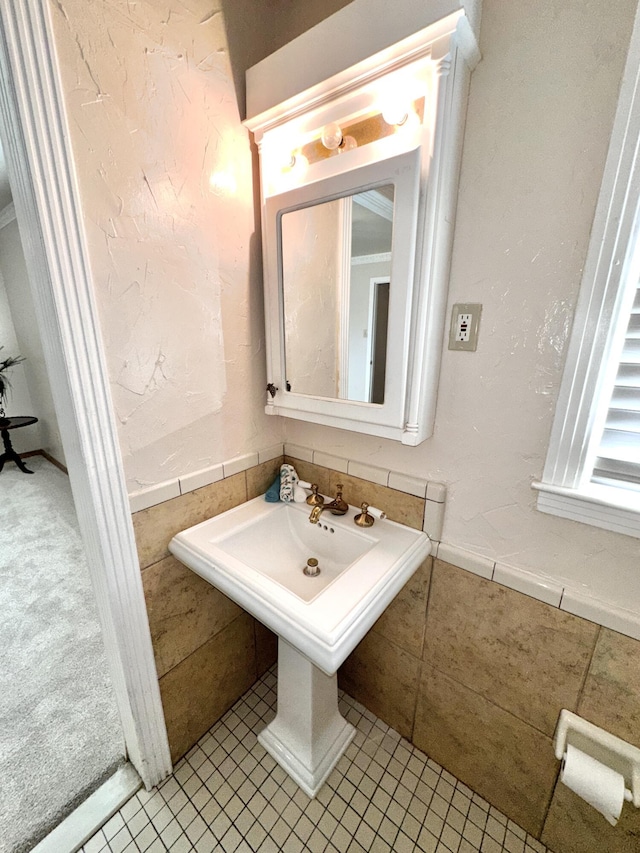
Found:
280,185 -> 394,402
368,278 -> 389,404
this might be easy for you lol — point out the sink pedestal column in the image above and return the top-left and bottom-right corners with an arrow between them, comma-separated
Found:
258,638 -> 355,797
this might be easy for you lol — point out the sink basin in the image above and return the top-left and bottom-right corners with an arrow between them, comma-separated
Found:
169,495 -> 431,796
169,496 -> 430,674
214,498 -> 375,603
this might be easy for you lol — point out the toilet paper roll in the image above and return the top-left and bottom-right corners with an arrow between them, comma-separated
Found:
561,744 -> 626,826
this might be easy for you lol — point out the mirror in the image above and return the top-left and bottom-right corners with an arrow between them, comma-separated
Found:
281,185 -> 394,404
263,148 -> 422,435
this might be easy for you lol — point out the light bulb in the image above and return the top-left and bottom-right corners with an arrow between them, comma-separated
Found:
382,102 -> 409,126
339,135 -> 357,153
321,122 -> 343,150
289,152 -> 309,176
281,151 -> 308,176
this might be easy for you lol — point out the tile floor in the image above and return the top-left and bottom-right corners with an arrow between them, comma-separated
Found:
80,668 -> 552,853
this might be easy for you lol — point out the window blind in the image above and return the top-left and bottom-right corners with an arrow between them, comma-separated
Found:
592,286 -> 640,489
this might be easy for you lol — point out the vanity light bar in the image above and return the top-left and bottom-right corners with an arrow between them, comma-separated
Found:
298,97 -> 425,167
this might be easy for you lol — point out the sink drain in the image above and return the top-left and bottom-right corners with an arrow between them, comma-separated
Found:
303,557 -> 320,577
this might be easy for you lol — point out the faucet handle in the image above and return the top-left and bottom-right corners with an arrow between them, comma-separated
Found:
306,484 -> 324,506
328,484 -> 348,515
354,502 -> 375,527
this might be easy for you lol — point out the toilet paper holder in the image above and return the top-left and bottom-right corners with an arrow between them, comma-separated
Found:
554,709 -> 640,808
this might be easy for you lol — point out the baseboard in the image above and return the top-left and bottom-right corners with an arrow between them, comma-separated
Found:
40,449 -> 68,473
30,764 -> 141,853
20,448 -> 68,473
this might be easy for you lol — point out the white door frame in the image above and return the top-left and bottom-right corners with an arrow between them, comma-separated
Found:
0,1 -> 171,787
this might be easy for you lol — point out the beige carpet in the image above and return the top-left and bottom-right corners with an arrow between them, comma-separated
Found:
0,455 -> 125,853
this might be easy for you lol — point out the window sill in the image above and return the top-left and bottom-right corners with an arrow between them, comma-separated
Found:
532,481 -> 640,539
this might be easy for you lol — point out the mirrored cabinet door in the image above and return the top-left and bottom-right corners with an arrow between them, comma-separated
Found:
281,184 -> 394,404
264,149 -> 421,434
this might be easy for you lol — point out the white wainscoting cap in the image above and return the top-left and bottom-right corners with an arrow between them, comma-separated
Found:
258,444 -> 285,464
313,450 -> 349,473
389,471 -> 428,498
223,452 -> 260,478
426,481 -> 447,503
179,463 -> 224,495
560,590 -> 640,642
348,460 -> 389,487
423,500 -> 445,541
284,443 -> 314,463
437,542 -> 495,580
129,479 -> 181,513
493,562 -> 564,608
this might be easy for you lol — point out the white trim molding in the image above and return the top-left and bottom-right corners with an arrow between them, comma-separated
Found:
351,252 -> 392,266
534,0 -> 640,540
0,1 -> 171,787
31,764 -> 141,853
534,480 -> 640,539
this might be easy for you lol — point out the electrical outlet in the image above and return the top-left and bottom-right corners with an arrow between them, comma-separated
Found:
449,303 -> 481,351
456,313 -> 472,342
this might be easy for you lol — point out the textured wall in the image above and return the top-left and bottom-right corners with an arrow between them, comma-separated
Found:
284,0 -> 640,610
48,0 -> 282,490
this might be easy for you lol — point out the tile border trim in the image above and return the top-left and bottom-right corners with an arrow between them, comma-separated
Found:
127,442 -> 448,515
128,446 -> 288,513
434,542 -> 640,643
284,443 -> 446,538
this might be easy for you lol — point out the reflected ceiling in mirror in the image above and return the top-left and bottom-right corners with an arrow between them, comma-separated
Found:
281,185 -> 394,404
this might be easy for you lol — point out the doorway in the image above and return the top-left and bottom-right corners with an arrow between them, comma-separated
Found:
0,195 -> 127,850
0,1 -> 171,846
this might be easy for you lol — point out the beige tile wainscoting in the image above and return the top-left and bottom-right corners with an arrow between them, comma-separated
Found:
132,451 -> 640,852
132,457 -> 282,762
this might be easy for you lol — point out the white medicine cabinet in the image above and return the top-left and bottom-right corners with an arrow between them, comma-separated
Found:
244,4 -> 480,445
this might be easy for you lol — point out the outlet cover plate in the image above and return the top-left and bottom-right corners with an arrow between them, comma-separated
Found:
449,303 -> 482,351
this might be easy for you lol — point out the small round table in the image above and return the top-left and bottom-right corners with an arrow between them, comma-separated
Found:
0,415 -> 38,474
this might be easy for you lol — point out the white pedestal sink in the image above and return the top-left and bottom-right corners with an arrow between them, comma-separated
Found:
259,638 -> 356,796
170,496 -> 430,796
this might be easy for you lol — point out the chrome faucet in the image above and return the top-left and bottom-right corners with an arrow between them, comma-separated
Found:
308,484 -> 349,523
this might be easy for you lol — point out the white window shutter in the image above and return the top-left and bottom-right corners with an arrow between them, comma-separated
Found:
592,286 -> 640,489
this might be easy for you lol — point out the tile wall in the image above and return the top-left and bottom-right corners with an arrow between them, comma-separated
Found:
132,450 -> 640,852
132,458 -> 281,763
